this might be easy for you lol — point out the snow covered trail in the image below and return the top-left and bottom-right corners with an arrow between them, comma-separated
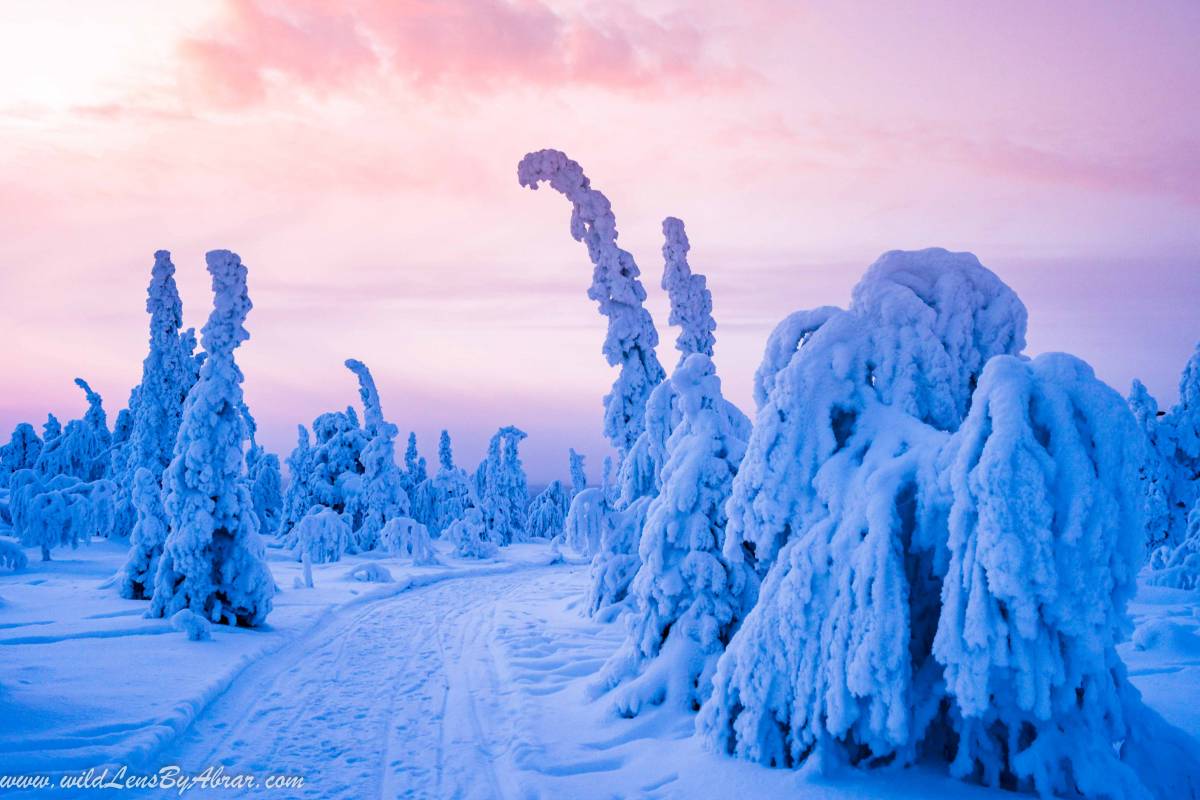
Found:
129,565 -> 621,799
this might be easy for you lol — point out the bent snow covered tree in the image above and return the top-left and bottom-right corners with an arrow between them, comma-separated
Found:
697,249 -> 1199,798
150,250 -> 273,627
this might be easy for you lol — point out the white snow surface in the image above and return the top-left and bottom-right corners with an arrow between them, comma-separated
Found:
0,535 -> 1196,799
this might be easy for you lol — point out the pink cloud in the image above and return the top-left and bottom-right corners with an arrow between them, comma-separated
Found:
176,0 -> 744,108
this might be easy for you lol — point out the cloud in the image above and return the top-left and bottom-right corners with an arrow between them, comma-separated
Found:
176,0 -> 745,109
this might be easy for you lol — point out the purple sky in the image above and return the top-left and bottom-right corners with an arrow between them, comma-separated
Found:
1,1 -> 1197,482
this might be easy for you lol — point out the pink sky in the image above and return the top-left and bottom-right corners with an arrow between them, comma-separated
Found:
1,0 -> 1197,481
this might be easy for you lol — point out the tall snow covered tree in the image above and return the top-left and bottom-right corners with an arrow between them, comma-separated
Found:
404,432 -> 427,491
527,481 -> 570,540
1159,341 -> 1200,550
518,149 -> 665,459
426,430 -> 473,538
1128,380 -> 1172,554
595,353 -> 751,716
150,250 -> 273,627
569,448 -> 587,496
111,251 -> 202,536
661,217 -> 715,366
42,414 -> 61,444
475,426 -> 529,545
344,359 -> 409,551
0,423 -> 41,486
700,249 -> 1028,768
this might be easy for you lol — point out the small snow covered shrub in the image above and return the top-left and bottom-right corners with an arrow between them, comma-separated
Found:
293,507 -> 352,564
563,487 -> 611,558
120,467 -> 169,600
527,480 -> 570,540
347,563 -> 393,583
150,250 -> 274,628
0,538 -> 27,571
171,608 -> 212,641
447,507 -> 497,559
596,353 -> 752,716
1147,498 -> 1200,590
380,516 -> 437,565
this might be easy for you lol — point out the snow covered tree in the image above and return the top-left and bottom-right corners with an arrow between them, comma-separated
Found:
11,471 -> 116,560
518,149 -> 666,459
248,451 -> 283,537
380,516 -> 437,565
596,353 -> 752,716
344,359 -> 409,551
0,539 -> 26,571
426,430 -> 473,538
527,481 -> 570,540
447,506 -> 497,559
563,485 -> 612,558
475,426 -> 529,545
1158,341 -> 1200,550
150,250 -> 273,627
119,466 -> 170,600
35,379 -> 111,482
661,217 -> 715,366
700,249 -> 1028,769
936,353 -> 1199,798
42,414 -> 61,444
404,432 -> 428,491
280,425 -> 315,537
1150,496 -> 1200,589
292,506 -> 352,564
1128,380 -> 1172,554
0,423 -> 41,486
569,448 -> 587,496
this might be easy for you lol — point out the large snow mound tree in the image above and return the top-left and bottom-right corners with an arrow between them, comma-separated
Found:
150,250 -> 274,627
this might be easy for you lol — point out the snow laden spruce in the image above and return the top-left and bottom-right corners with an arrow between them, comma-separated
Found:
694,249 -> 1199,798
150,250 -> 273,627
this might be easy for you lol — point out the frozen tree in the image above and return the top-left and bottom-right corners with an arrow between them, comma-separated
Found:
42,414 -> 61,443
569,448 -> 587,496
35,379 -> 111,482
248,452 -> 283,537
527,481 -> 570,540
292,506 -> 352,564
447,507 -> 497,559
563,486 -> 612,558
11,472 -> 116,560
1128,380 -> 1172,554
307,407 -> 368,521
119,467 -> 170,600
936,353 -> 1199,798
0,423 -> 41,486
1149,497 -> 1200,589
0,539 -> 26,571
660,218 -> 715,366
1158,342 -> 1200,550
404,432 -> 428,491
700,249 -> 1028,769
518,149 -> 666,458
475,426 -> 529,545
345,359 -> 409,551
596,354 -> 751,716
426,431 -> 474,538
380,516 -> 437,565
280,425 -> 315,537
150,250 -> 273,627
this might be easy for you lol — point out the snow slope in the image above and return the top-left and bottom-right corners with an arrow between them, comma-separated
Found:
0,535 -> 1196,799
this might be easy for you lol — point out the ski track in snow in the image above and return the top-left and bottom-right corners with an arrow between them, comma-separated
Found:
127,565 -> 630,800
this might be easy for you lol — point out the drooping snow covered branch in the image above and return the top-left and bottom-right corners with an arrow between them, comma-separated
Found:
518,149 -> 666,457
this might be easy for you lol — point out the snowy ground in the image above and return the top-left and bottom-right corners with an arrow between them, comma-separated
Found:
1,535 -> 1197,799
